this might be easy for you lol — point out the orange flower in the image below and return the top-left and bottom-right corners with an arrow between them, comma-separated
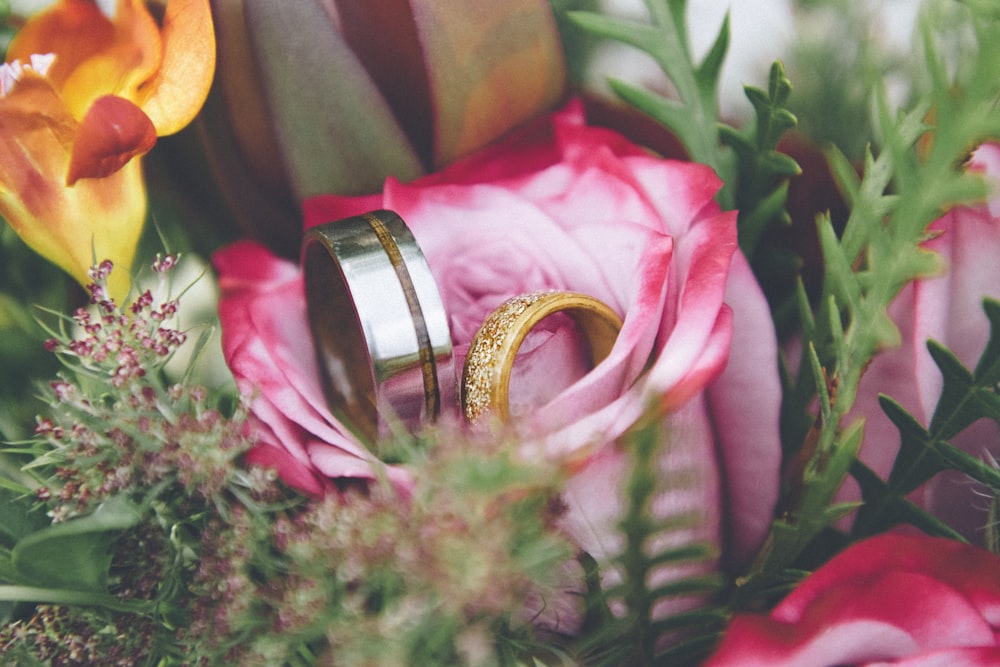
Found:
0,0 -> 215,299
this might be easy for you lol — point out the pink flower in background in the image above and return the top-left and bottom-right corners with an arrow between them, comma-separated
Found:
705,534 -> 1000,666
850,143 -> 1000,540
216,100 -> 781,628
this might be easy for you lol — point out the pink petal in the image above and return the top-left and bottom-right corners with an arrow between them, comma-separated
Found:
214,242 -> 382,477
245,442 -> 327,497
707,535 -> 1000,666
969,142 -> 1000,217
864,647 -> 1000,667
707,250 -> 782,563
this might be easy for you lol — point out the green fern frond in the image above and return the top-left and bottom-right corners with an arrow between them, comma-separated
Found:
562,1 -> 800,269
755,0 -> 1000,602
851,298 -> 1000,539
573,417 -> 726,667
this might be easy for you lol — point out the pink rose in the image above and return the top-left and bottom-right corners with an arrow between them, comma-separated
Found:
215,101 -> 781,613
849,143 -> 1000,540
705,534 -> 1000,666
302,101 -> 781,563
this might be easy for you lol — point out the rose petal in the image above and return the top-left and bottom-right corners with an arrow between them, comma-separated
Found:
214,243 -> 377,467
865,647 -> 1000,667
706,535 -> 1000,667
245,441 -> 327,498
707,249 -> 782,563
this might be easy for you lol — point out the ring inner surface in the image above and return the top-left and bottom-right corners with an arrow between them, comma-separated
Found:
304,240 -> 378,442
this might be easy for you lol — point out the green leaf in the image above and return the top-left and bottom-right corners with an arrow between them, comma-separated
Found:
0,585 -> 149,612
851,459 -> 965,540
572,417 -> 724,665
927,339 -> 979,439
0,487 -> 47,551
11,495 -> 142,593
762,151 -> 802,178
565,11 -> 659,53
720,61 -> 801,258
879,396 -> 943,492
854,296 -> 1000,538
695,12 -> 729,97
566,1 -> 722,171
974,298 -> 1000,385
743,419 -> 862,594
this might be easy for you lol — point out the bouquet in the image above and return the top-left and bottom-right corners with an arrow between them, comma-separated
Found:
1,0 -> 999,665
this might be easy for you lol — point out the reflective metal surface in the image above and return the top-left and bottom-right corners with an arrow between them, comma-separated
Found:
303,210 -> 455,444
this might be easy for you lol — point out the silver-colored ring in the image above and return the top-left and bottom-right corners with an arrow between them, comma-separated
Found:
302,210 -> 454,444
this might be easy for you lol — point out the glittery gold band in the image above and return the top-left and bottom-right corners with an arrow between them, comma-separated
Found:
461,291 -> 623,423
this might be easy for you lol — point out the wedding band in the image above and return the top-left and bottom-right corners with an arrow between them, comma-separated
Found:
461,291 -> 623,423
303,210 -> 454,443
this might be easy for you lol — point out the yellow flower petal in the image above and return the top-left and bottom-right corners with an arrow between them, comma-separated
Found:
0,76 -> 144,301
8,0 -> 163,121
138,0 -> 216,135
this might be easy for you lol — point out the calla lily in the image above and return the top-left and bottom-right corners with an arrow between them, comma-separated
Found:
204,0 -> 566,256
1,0 -> 215,299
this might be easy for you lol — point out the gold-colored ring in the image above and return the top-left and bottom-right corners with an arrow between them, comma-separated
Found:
461,291 -> 623,423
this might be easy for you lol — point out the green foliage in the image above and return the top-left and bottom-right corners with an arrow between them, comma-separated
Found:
0,223 -> 70,442
573,419 -> 725,667
565,0 -> 727,173
9,496 -> 141,594
0,2 -> 13,57
749,0 -> 1000,596
851,299 -> 1000,539
719,63 -> 802,258
562,0 -> 800,263
0,257 -> 259,664
0,254 -> 579,665
175,428 -> 575,667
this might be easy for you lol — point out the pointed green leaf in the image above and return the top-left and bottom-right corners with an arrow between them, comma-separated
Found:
744,85 -> 769,113
607,79 -> 694,150
975,298 -> 1000,384
927,339 -> 978,438
695,12 -> 729,95
0,585 -> 149,612
0,488 -> 47,550
817,214 -> 860,314
825,144 -> 861,207
718,123 -> 753,154
974,389 -> 1000,423
663,0 -> 689,53
243,0 -> 424,200
565,11 -> 659,54
768,60 -> 792,105
933,443 -> 1000,493
762,151 -> 802,178
11,496 -> 142,593
879,395 -> 942,492
852,458 -> 966,540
